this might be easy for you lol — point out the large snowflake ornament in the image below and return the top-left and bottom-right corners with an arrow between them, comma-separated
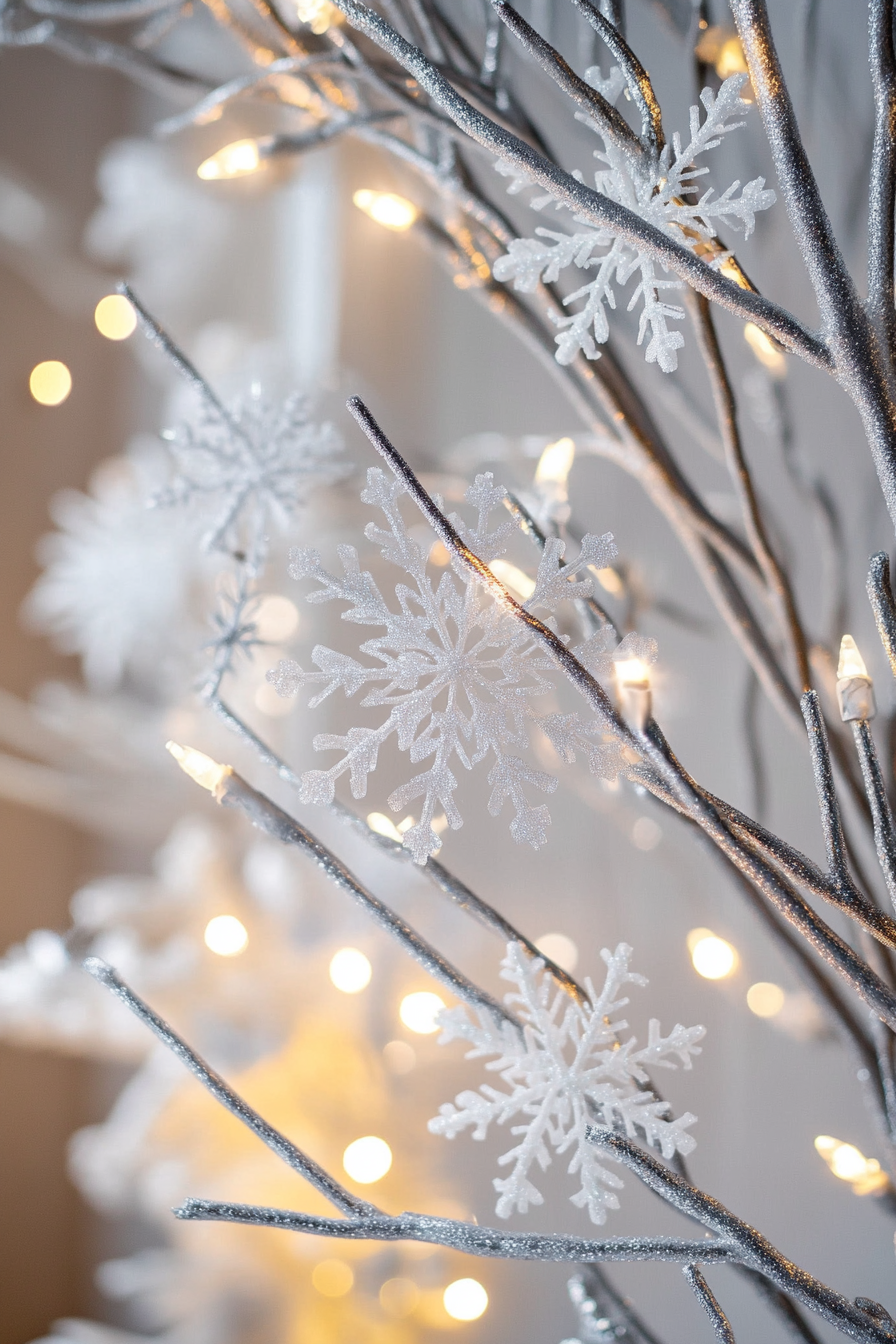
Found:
155,387 -> 346,566
429,942 -> 704,1225
268,467 -> 633,863
493,72 -> 775,372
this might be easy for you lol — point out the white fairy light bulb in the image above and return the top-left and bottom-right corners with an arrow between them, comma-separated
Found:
352,188 -> 418,231
342,1135 -> 392,1183
197,138 -> 268,181
204,915 -> 248,956
614,657 -> 652,729
535,437 -> 575,486
836,634 -> 875,722
443,1279 -> 488,1321
166,741 -> 229,794
329,947 -> 372,993
399,990 -> 445,1034
687,928 -> 738,980
814,1135 -> 890,1195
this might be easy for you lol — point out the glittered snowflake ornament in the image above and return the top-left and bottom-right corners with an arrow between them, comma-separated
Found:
268,467 -> 623,862
429,942 -> 704,1225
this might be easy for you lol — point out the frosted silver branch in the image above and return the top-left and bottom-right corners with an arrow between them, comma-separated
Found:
82,957 -> 376,1218
587,1126 -> 896,1343
209,765 -> 519,1031
683,1265 -> 736,1344
853,718 -> 896,913
175,1197 -> 735,1262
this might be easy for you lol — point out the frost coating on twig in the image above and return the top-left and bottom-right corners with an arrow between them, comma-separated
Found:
429,942 -> 703,1223
493,74 -> 774,371
268,465 -> 640,862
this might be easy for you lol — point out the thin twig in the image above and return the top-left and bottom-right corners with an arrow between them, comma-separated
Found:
683,1265 -> 736,1344
854,718 -> 896,912
82,958 -> 376,1218
867,0 -> 896,359
211,766 -> 519,1030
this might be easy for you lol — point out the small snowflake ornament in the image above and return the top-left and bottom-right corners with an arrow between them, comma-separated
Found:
429,942 -> 704,1225
155,388 -> 346,567
268,467 -> 630,862
493,72 -> 775,372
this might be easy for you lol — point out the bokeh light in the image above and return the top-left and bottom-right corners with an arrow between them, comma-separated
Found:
94,294 -> 136,340
329,947 -> 372,994
29,360 -> 71,406
443,1278 -> 488,1321
399,990 -> 446,1034
204,914 -> 248,956
342,1135 -> 392,1183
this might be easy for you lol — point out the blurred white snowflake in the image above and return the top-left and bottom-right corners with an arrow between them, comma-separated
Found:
429,942 -> 704,1225
24,440 -> 198,692
155,387 -> 347,566
493,72 -> 775,372
268,467 -> 629,862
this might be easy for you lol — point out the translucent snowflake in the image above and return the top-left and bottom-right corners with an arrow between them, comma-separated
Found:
492,72 -> 775,372
155,387 -> 346,566
429,942 -> 704,1225
267,467 -> 629,863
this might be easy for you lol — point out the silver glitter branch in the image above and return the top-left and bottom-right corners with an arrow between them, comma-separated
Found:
683,1265 -> 736,1344
587,1127 -> 896,1344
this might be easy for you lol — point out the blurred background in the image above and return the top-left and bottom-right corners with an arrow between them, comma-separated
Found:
2,4 -> 895,1343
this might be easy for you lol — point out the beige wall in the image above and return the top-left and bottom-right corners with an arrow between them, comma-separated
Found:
0,49 -> 128,1344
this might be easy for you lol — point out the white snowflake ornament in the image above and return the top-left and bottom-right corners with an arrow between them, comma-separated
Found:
155,388 -> 346,566
429,942 -> 704,1224
268,467 -> 623,862
493,73 -> 775,372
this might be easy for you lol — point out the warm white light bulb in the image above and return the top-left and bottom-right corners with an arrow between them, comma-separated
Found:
535,437 -> 575,486
614,657 -> 650,687
166,741 -> 228,794
399,990 -> 446,1034
837,634 -> 869,681
443,1278 -> 488,1322
198,138 -> 266,181
329,947 -> 372,994
353,188 -> 418,231
204,914 -> 248,956
343,1135 -> 392,1183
